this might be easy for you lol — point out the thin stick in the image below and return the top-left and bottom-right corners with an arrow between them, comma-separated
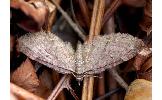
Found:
78,0 -> 91,28
47,75 -> 69,100
97,72 -> 105,97
51,0 -> 86,41
87,77 -> 94,100
48,75 -> 79,100
82,77 -> 89,100
95,88 -> 121,100
52,71 -> 66,100
88,0 -> 99,41
109,68 -> 128,90
94,0 -> 105,36
10,83 -> 44,100
102,0 -> 121,27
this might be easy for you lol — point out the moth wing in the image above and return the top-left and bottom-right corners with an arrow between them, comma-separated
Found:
18,31 -> 75,74
81,33 -> 144,75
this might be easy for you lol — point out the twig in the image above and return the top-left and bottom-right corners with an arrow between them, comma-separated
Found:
88,0 -> 99,41
50,0 -> 86,41
94,0 -> 105,36
78,0 -> 91,28
95,88 -> 121,100
48,75 -> 79,100
109,68 -> 128,90
87,77 -> 94,100
52,71 -> 66,100
82,77 -> 89,100
10,82 -> 44,100
102,0 -> 121,27
97,72 -> 105,97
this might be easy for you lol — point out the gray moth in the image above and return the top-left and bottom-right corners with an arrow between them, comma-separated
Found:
18,31 -> 144,80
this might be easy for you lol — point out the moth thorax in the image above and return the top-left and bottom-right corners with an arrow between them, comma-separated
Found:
73,73 -> 85,82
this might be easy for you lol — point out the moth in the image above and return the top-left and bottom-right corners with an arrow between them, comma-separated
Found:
18,32 -> 144,81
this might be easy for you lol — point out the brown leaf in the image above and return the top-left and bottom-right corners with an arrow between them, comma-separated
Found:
137,56 -> 152,81
133,48 -> 151,70
39,69 -> 54,90
11,58 -> 40,93
124,79 -> 152,100
11,0 -> 49,32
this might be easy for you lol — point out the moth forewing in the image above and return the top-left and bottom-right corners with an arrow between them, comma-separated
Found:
18,31 -> 76,74
80,33 -> 145,75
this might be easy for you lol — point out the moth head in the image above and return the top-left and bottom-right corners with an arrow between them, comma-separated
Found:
72,73 -> 85,84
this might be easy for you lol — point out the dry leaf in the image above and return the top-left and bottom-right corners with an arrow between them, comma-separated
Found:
11,0 -> 49,32
137,56 -> 152,81
133,48 -> 151,70
124,79 -> 152,100
39,69 -> 54,90
11,58 -> 40,93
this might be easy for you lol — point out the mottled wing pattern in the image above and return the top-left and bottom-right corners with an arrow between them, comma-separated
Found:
18,31 -> 75,74
79,33 -> 145,75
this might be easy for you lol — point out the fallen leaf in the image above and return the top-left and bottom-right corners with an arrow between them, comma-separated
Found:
133,48 -> 151,70
124,79 -> 151,100
11,58 -> 40,93
11,0 -> 49,32
137,56 -> 152,81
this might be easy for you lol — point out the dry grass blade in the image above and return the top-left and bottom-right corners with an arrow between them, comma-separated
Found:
78,0 -> 91,28
134,48 -> 152,70
109,68 -> 128,90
